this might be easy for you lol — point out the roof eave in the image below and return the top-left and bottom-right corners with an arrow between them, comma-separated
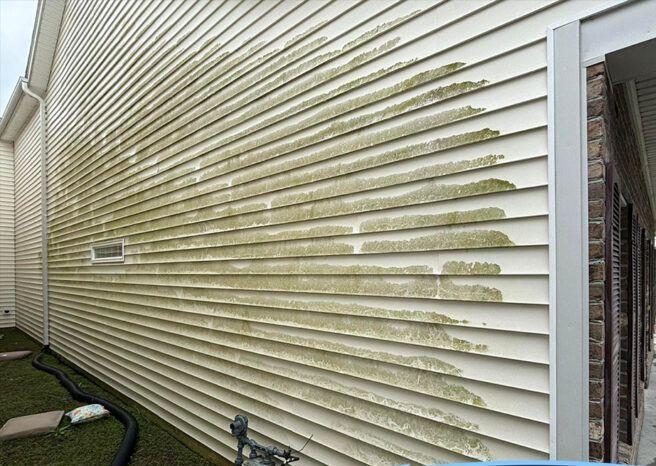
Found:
0,0 -> 65,142
24,0 -> 66,96
0,78 -> 37,143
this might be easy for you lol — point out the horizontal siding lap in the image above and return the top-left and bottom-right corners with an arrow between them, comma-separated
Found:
41,0 -> 615,463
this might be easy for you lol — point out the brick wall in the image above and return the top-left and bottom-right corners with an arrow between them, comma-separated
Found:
586,62 -> 655,462
587,63 -> 610,462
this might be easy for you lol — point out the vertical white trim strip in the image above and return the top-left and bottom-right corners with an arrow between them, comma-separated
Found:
549,18 -> 589,461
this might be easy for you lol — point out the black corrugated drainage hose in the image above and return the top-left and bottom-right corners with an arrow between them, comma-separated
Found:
33,346 -> 138,466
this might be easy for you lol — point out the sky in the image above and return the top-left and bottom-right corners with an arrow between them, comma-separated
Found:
0,0 -> 38,116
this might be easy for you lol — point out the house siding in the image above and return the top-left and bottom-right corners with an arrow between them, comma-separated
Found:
14,111 -> 43,340
0,140 -> 15,328
35,0 -> 610,464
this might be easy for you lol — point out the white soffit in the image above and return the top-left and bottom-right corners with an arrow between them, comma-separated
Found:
607,38 -> 656,210
1,93 -> 38,141
25,0 -> 66,95
635,75 -> 656,198
0,80 -> 37,142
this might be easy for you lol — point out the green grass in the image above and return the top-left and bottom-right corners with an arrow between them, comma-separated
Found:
0,328 -> 215,466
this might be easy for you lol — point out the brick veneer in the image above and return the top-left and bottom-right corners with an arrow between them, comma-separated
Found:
586,62 -> 655,462
587,62 -> 610,462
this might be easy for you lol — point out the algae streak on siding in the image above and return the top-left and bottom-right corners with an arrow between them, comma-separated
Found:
42,1 -> 559,464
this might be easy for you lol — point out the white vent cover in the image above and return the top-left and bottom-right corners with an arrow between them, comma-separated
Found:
91,240 -> 124,263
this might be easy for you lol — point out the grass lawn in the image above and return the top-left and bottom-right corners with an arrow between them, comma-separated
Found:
0,327 -> 216,466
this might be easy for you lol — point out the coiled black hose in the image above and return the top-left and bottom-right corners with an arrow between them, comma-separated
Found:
33,346 -> 138,466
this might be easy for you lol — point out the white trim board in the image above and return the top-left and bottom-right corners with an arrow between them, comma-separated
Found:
547,0 -> 656,460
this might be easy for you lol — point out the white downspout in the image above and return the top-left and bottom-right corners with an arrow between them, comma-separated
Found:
21,79 -> 49,346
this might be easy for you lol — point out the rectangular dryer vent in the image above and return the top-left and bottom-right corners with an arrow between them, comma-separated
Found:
91,240 -> 125,263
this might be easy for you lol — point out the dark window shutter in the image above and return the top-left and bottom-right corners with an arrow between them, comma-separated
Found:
637,228 -> 642,386
624,210 -> 637,444
630,214 -> 639,430
605,183 -> 622,461
641,232 -> 648,382
646,238 -> 656,351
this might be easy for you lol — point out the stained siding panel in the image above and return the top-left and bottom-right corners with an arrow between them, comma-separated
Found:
0,141 -> 15,327
42,0 -> 611,463
14,111 -> 43,340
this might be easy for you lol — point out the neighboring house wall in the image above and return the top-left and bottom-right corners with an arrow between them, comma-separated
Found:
587,63 -> 655,463
0,140 -> 15,328
8,0 -> 614,464
14,112 -> 44,341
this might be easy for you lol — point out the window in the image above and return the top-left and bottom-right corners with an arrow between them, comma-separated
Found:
91,239 -> 124,263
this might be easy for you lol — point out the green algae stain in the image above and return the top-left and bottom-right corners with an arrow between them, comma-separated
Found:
139,239 -> 357,262
280,366 -> 480,431
52,279 -> 489,408
361,229 -> 515,254
125,32 -> 408,180
250,326 -> 460,376
272,152 -> 504,208
53,46 -> 496,239
55,52 -> 469,234
360,207 -> 507,232
281,179 -> 516,232
252,358 -> 481,435
438,278 -> 503,302
234,129 -> 500,209
321,394 -> 492,461
339,418 -> 493,462
283,19 -> 328,48
135,225 -> 354,254
226,101 -> 487,195
441,261 -> 502,275
210,303 -> 485,355
182,289 -> 467,326
286,81 -> 487,149
54,294 -> 489,461
57,46 -> 482,228
125,258 -> 434,276
343,10 -> 421,50
256,357 -> 492,460
223,274 -> 440,298
249,358 -> 486,442
96,176 -> 515,250
76,276 -> 488,353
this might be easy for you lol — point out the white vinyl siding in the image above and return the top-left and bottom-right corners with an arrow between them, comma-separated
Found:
39,1 -> 614,464
14,112 -> 43,340
0,140 -> 15,328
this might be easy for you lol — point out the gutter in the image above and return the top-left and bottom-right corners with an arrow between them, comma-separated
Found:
21,78 -> 49,346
